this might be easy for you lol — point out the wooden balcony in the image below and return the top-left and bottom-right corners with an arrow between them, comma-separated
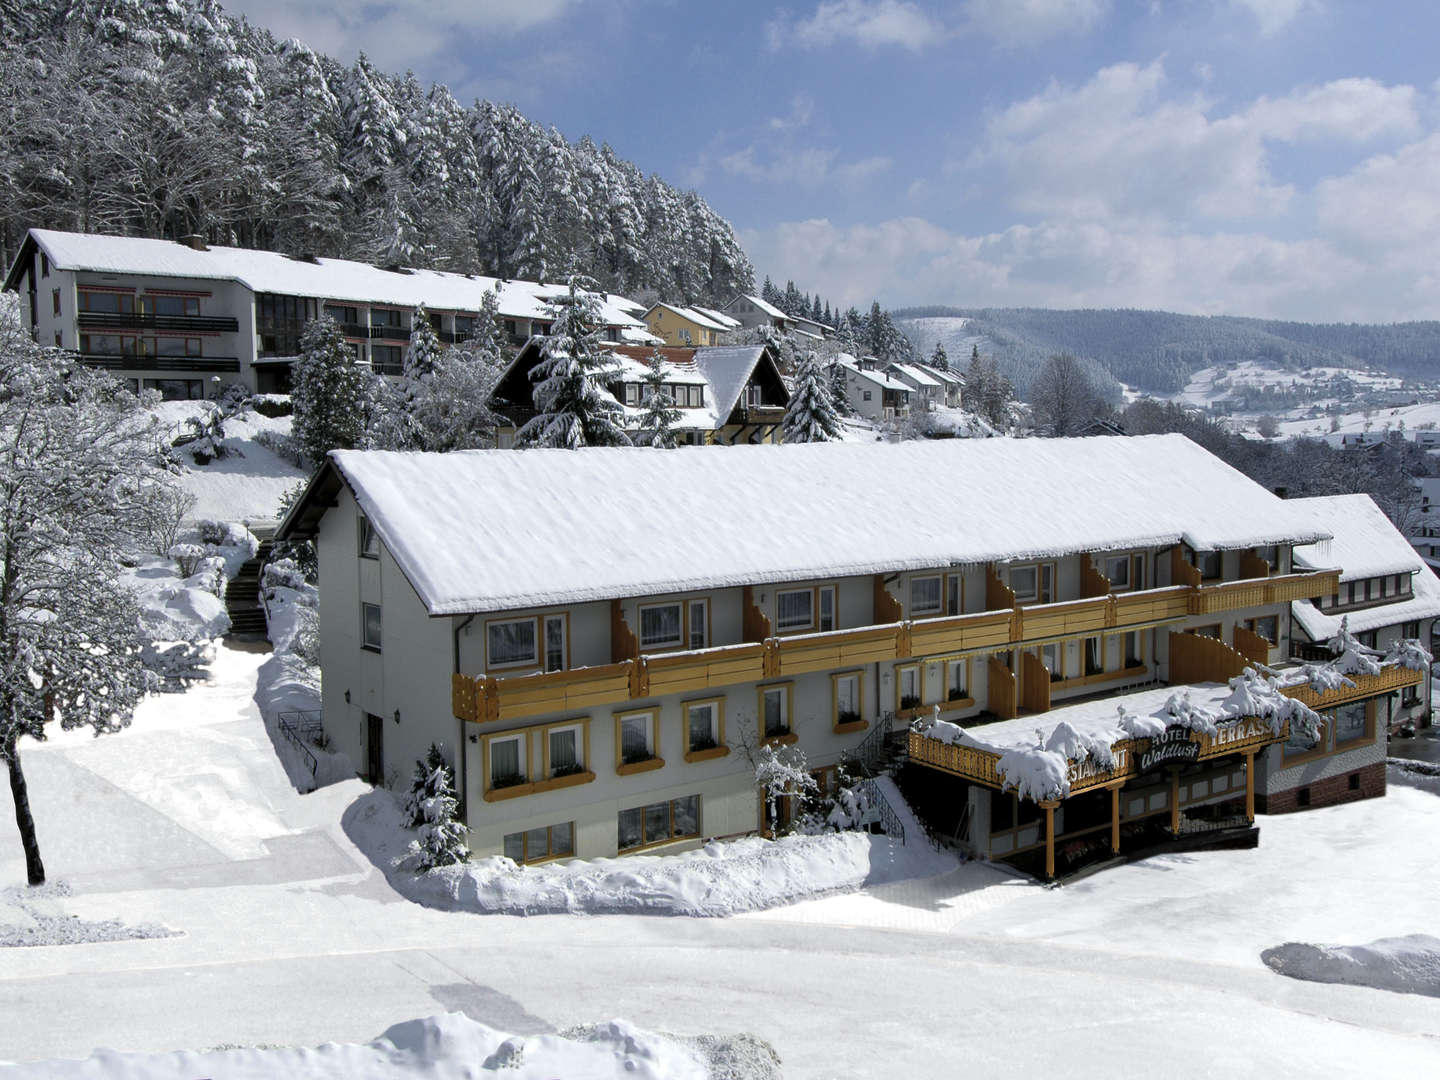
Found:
1113,586 -> 1191,625
775,624 -> 903,675
1017,596 -> 1110,641
907,608 -> 1014,657
452,662 -> 634,724
637,643 -> 767,698
1189,570 -> 1338,615
1281,664 -> 1422,709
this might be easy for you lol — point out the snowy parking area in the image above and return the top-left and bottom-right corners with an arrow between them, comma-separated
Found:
3,643 -> 1440,1077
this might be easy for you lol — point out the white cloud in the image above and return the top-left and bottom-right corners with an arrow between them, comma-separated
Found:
1314,134 -> 1440,258
962,0 -> 1110,45
964,61 -> 1419,224
1229,0 -> 1318,36
711,145 -> 892,190
773,0 -> 949,52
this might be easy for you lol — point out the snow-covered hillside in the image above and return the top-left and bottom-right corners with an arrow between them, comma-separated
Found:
152,400 -> 307,523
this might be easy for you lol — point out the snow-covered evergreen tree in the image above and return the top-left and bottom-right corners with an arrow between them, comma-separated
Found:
404,744 -> 468,870
0,313 -> 173,885
516,277 -> 630,449
634,349 -> 682,448
931,341 -> 948,371
782,351 -> 844,443
404,305 -> 442,381
292,315 -> 374,465
827,359 -> 854,417
404,743 -> 449,827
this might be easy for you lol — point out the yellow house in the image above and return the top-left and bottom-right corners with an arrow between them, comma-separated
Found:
644,303 -> 738,347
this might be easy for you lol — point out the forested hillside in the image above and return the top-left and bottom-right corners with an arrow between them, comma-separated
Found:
897,306 -> 1440,394
0,0 -> 753,304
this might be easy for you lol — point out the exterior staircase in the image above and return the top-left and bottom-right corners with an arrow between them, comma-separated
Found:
225,533 -> 274,641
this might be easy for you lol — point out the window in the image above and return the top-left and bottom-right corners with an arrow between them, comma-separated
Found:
1246,616 -> 1278,644
1122,630 -> 1142,668
1084,635 -> 1102,676
361,602 -> 382,651
544,615 -> 566,673
40,253 -> 48,277
488,734 -> 526,789
833,672 -> 862,728
546,722 -> 585,777
946,659 -> 969,701
910,575 -> 942,616
54,332 -> 62,348
503,822 -> 573,863
1190,624 -> 1221,639
1334,702 -> 1368,744
618,794 -> 700,852
371,344 -> 402,374
324,304 -> 359,326
486,617 -> 538,669
688,599 -> 709,649
1258,545 -> 1279,571
1198,550 -> 1223,580
1009,563 -> 1052,604
863,390 -> 873,401
358,515 -> 380,558
776,588 -> 814,632
640,603 -> 683,649
454,315 -> 475,337
616,709 -> 658,768
146,295 -> 200,317
897,663 -> 920,711
761,685 -> 792,739
78,289 -> 135,314
946,574 -> 962,616
818,587 -> 836,632
153,337 -> 202,357
685,698 -> 723,755
143,378 -> 204,401
1042,643 -> 1062,680
1104,555 -> 1131,591
624,383 -> 642,406
52,289 -> 60,316
371,307 -> 402,328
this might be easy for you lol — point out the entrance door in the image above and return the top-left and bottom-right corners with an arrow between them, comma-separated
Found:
366,712 -> 384,784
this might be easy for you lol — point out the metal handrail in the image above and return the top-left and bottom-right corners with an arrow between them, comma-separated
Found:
77,311 -> 240,333
278,709 -> 323,779
851,714 -> 892,775
856,777 -> 905,845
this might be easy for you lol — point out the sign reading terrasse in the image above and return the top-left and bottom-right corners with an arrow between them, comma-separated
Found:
1137,726 -> 1201,772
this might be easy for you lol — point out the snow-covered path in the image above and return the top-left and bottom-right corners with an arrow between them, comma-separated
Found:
4,644 -> 1440,1076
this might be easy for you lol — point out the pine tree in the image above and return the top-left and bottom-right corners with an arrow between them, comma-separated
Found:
828,359 -> 854,417
292,315 -> 374,466
782,350 -> 844,443
404,305 -> 442,381
0,314 -> 173,885
404,745 -> 468,870
635,348 -> 682,448
516,276 -> 630,449
931,341 -> 949,371
404,743 -> 450,827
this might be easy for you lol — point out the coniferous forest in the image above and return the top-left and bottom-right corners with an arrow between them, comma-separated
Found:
0,0 -> 754,305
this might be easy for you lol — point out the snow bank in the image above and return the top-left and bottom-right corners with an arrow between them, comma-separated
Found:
344,787 -> 957,918
1262,935 -> 1440,998
0,882 -> 176,949
0,1011 -> 738,1079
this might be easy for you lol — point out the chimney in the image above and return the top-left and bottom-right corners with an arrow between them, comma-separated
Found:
179,235 -> 208,251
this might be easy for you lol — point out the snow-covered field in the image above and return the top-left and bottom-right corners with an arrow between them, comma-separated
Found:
152,399 -> 306,523
5,644 -> 1440,1076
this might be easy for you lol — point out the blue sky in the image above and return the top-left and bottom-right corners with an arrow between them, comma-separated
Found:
223,1 -> 1440,322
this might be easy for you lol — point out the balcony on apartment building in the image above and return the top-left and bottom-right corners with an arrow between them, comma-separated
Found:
450,553 -> 1340,730
76,310 -> 241,334
80,353 -> 241,373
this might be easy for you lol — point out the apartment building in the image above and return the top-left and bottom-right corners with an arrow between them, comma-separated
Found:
490,343 -> 791,446
278,435 -> 1430,877
839,354 -> 912,421
3,228 -> 650,398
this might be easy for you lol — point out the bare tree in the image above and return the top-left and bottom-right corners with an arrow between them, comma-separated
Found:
1030,353 -> 1105,437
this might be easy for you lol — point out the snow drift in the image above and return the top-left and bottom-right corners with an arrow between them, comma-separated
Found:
1262,935 -> 1440,998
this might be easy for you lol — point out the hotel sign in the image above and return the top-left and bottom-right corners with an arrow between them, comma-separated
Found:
1138,726 -> 1201,771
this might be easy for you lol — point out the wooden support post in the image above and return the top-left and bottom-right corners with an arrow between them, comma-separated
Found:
1244,750 -> 1256,823
1043,801 -> 1057,880
1110,785 -> 1121,854
1169,769 -> 1181,834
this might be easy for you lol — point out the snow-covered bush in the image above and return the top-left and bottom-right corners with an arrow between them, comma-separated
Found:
142,484 -> 197,557
140,639 -> 215,692
251,394 -> 293,418
253,427 -> 305,468
169,542 -> 205,577
262,557 -> 308,593
196,519 -> 235,546
290,604 -> 320,667
753,743 -> 818,836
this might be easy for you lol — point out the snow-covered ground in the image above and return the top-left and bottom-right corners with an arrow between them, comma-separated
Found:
1169,362 -> 1403,412
152,399 -> 307,523
5,644 -> 1440,1075
1277,398 -> 1440,441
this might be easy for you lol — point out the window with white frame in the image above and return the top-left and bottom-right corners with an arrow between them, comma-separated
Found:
818,586 -> 836,632
358,515 -> 380,559
834,672 -> 861,725
618,795 -> 700,851
488,733 -> 526,789
761,685 -> 791,738
486,617 -> 537,668
945,659 -> 968,701
776,588 -> 814,632
624,383 -> 642,406
1245,616 -> 1278,645
617,710 -> 656,765
361,602 -> 382,651
686,699 -> 721,752
1104,555 -> 1130,590
897,664 -> 920,710
1009,563 -> 1052,603
639,603 -> 682,649
910,575 -> 942,616
504,822 -> 573,863
547,723 -> 584,777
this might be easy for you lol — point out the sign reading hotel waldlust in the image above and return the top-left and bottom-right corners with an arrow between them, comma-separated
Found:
1138,725 -> 1201,771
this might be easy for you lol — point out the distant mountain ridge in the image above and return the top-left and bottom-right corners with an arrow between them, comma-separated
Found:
896,306 -> 1440,395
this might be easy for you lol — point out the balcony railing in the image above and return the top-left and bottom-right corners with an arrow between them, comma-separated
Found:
369,324 -> 411,340
1189,570 -> 1338,615
77,311 -> 240,333
742,405 -> 787,424
80,354 -> 241,373
1281,664 -> 1421,709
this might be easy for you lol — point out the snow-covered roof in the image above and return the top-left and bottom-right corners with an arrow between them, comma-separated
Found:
1288,494 -> 1440,638
918,363 -> 963,387
689,305 -> 742,331
889,363 -> 941,389
726,294 -> 788,321
303,434 -> 1333,616
690,346 -> 772,420
16,229 -> 645,329
840,355 -> 911,393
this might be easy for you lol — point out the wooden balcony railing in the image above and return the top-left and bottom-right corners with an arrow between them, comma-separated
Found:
775,624 -> 902,675
908,608 -> 1015,657
1281,664 -> 1421,709
1017,595 -> 1111,642
1113,586 -> 1191,625
1189,570 -> 1338,614
638,642 -> 767,698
